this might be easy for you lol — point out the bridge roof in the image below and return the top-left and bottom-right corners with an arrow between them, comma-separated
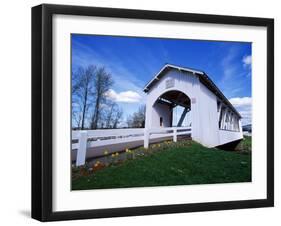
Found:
143,64 -> 241,118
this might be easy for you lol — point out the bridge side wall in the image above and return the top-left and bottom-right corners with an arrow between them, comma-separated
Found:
218,120 -> 243,145
196,82 -> 220,147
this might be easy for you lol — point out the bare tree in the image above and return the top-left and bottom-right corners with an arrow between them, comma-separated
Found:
72,65 -> 124,130
104,101 -> 116,128
72,102 -> 83,129
127,105 -> 146,128
112,106 -> 123,129
90,67 -> 113,129
98,100 -> 123,129
72,65 -> 96,129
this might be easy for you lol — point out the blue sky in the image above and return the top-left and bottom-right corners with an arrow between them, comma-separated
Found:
72,34 -> 252,125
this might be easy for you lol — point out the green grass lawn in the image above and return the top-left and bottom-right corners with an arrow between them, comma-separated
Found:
72,139 -> 251,190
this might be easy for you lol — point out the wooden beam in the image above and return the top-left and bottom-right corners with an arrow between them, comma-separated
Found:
177,107 -> 190,127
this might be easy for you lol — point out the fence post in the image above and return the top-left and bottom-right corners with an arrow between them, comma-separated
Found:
173,128 -> 177,142
144,129 -> 149,149
76,131 -> 88,166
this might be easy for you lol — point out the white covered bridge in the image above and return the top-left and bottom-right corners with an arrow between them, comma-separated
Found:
144,63 -> 243,148
72,64 -> 243,166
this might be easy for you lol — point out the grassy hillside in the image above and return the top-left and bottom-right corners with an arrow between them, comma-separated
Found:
235,135 -> 252,153
72,139 -> 251,190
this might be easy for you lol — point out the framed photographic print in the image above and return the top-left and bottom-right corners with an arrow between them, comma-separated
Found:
32,4 -> 274,221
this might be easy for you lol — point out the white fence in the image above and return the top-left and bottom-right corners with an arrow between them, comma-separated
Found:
72,127 -> 192,166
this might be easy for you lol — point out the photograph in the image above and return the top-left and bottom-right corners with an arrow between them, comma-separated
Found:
71,34 -> 252,191
31,3 -> 274,221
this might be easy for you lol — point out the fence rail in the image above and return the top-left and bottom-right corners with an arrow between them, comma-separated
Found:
72,127 -> 192,166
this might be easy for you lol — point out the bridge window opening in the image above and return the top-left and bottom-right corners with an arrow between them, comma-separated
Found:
219,106 -> 225,129
225,111 -> 229,130
218,106 -> 240,132
160,117 -> 163,127
217,101 -> 221,112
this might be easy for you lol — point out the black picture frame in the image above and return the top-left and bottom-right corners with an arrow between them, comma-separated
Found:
32,4 -> 274,222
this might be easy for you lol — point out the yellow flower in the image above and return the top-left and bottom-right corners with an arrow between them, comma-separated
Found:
125,148 -> 129,153
104,150 -> 108,155
111,153 -> 115,157
115,152 -> 119,156
94,161 -> 100,167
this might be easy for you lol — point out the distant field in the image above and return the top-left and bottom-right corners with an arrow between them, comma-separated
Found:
72,138 -> 251,190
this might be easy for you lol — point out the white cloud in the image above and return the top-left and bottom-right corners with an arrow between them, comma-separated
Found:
242,55 -> 252,67
229,97 -> 252,125
229,97 -> 251,106
105,89 -> 142,103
